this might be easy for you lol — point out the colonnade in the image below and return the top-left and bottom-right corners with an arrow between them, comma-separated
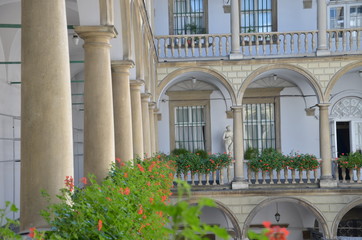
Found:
20,0 -> 159,231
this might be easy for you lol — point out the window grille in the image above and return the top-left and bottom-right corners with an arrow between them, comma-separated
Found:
240,0 -> 273,33
174,105 -> 206,152
243,103 -> 276,151
173,0 -> 206,35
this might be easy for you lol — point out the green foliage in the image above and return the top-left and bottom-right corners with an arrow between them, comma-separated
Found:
158,180 -> 229,240
248,149 -> 320,172
195,149 -> 208,160
171,148 -> 190,156
338,151 -> 362,169
287,153 -> 319,171
40,157 -> 176,239
0,201 -> 21,240
244,147 -> 259,160
174,152 -> 233,175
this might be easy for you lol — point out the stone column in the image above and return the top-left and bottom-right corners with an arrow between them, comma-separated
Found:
130,80 -> 144,158
230,0 -> 243,59
149,102 -> 156,155
318,104 -> 337,187
75,26 -> 116,181
231,106 -> 248,189
112,60 -> 134,163
316,0 -> 330,56
141,93 -> 152,157
21,0 -> 73,230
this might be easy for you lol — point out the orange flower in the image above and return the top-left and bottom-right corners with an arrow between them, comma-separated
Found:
29,227 -> 36,238
124,172 -> 128,178
138,205 -> 143,215
98,219 -> 103,231
137,164 -> 145,172
80,177 -> 87,185
124,187 -> 130,195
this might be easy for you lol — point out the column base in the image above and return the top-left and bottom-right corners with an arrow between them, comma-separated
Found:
229,53 -> 243,60
316,49 -> 330,56
232,180 -> 249,189
319,178 -> 338,188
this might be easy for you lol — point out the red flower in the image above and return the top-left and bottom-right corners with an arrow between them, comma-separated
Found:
64,176 -> 74,192
98,219 -> 103,231
124,187 -> 130,195
161,195 -> 167,202
80,177 -> 87,185
137,164 -> 145,172
116,157 -> 121,163
29,227 -> 36,238
138,205 -> 143,215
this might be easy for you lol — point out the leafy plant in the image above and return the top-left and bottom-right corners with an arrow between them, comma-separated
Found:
0,201 -> 21,240
338,151 -> 362,169
244,147 -> 259,160
39,157 -> 176,239
171,148 -> 190,156
248,221 -> 289,240
159,180 -> 229,240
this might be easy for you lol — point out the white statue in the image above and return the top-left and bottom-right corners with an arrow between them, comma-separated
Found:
223,125 -> 233,155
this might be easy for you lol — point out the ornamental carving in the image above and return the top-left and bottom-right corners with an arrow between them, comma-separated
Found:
331,97 -> 362,118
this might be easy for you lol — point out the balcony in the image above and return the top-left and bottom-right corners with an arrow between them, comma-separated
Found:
176,160 -> 362,190
154,28 -> 362,61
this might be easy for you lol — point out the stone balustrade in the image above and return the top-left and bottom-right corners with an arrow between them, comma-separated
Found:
154,28 -> 362,61
174,159 -> 362,187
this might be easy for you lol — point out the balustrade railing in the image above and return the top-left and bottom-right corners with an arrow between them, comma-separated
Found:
154,28 -> 362,61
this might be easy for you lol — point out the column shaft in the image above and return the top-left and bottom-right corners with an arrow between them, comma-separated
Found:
149,102 -> 156,155
112,60 -> 134,163
232,106 -> 244,181
230,0 -> 241,54
319,104 -> 333,179
154,111 -> 160,153
75,26 -> 116,181
21,0 -> 73,230
130,80 -> 144,158
141,94 -> 152,157
317,0 -> 328,54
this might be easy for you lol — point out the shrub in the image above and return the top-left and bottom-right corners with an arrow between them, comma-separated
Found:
338,151 -> 362,169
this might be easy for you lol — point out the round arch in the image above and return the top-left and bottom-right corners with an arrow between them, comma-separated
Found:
185,198 -> 243,239
242,197 -> 330,240
156,67 -> 237,106
325,60 -> 362,99
237,64 -> 324,104
331,197 -> 362,239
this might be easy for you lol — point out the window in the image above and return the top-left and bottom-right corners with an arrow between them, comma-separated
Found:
169,0 -> 207,35
240,0 -> 277,33
242,88 -> 281,152
243,103 -> 275,151
167,91 -> 212,153
175,106 -> 206,151
329,1 -> 362,29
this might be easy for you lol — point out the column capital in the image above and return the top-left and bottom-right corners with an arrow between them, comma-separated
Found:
141,93 -> 151,101
130,79 -> 145,88
231,105 -> 243,111
148,101 -> 156,109
317,103 -> 331,109
111,60 -> 135,72
75,25 -> 117,38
